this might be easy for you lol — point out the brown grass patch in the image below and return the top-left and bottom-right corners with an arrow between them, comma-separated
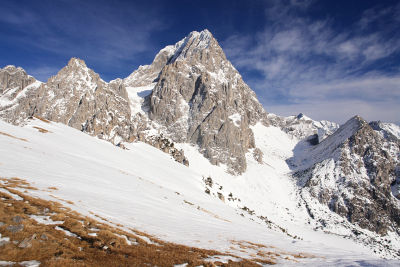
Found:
231,240 -> 318,264
47,187 -> 58,191
0,179 -> 271,267
0,131 -> 28,142
33,126 -> 51,133
33,115 -> 51,123
49,194 -> 74,205
0,177 -> 38,191
196,206 -> 231,223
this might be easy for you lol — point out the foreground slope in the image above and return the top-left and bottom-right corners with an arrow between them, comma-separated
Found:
1,118 -> 399,266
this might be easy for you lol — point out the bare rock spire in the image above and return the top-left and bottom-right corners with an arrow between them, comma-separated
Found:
141,29 -> 268,173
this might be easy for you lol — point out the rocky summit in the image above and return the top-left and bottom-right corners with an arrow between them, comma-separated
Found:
1,29 -> 400,260
146,30 -> 268,174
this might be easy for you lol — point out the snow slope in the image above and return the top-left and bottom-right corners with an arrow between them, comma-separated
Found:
1,118 -> 398,266
125,83 -> 155,116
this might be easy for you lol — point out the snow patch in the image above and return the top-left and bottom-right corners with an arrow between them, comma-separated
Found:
228,113 -> 241,127
29,215 -> 63,225
125,83 -> 155,116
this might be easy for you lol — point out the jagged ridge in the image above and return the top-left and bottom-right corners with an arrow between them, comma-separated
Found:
295,116 -> 400,238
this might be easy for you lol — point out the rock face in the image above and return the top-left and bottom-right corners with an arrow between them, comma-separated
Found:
0,66 -> 42,124
124,45 -> 175,87
0,59 -> 134,144
145,30 -> 267,173
369,121 -> 400,199
0,65 -> 37,97
296,116 -> 400,236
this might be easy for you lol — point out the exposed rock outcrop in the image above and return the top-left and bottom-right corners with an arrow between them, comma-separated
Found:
0,65 -> 37,97
0,66 -> 42,125
145,134 -> 189,166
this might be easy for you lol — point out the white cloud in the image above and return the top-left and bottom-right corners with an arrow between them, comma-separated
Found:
289,76 -> 400,101
222,0 -> 400,124
0,1 -> 165,65
268,99 -> 400,125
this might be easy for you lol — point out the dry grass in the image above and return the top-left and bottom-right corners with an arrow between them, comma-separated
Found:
0,177 -> 276,266
33,116 -> 51,123
49,194 -> 74,205
33,126 -> 51,133
0,177 -> 38,191
231,240 -> 318,264
0,131 -> 28,142
47,187 -> 58,191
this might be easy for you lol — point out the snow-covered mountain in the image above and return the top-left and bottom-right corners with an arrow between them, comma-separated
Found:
1,29 -> 400,264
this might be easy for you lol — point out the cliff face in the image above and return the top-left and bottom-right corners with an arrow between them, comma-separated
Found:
0,65 -> 37,96
145,30 -> 267,173
0,65 -> 42,125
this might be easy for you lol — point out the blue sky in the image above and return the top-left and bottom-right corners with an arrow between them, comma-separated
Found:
1,0 -> 399,124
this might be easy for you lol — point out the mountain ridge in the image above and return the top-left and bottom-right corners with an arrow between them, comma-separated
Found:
0,29 -> 270,174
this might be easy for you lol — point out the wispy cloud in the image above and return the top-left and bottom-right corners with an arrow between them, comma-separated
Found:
270,99 -> 400,125
222,0 -> 400,124
0,0 -> 166,80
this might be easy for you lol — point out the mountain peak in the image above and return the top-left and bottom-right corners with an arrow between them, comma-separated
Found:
67,57 -> 87,68
343,115 -> 368,131
168,29 -> 220,64
331,115 -> 367,138
2,65 -> 27,75
146,29 -> 267,174
53,57 -> 104,84
187,29 -> 213,42
123,29 -> 220,87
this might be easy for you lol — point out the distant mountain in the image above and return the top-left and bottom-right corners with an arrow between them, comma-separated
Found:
293,116 -> 400,256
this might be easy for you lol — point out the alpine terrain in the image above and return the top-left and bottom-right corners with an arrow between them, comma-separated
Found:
1,29 -> 399,266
